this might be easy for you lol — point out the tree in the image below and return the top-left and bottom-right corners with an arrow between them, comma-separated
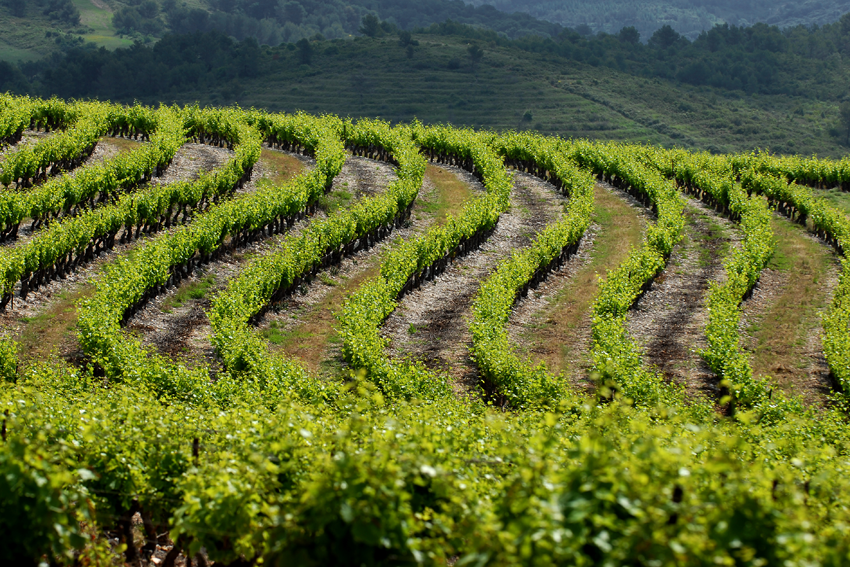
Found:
649,25 -> 681,49
360,14 -> 380,38
840,13 -> 850,55
575,24 -> 592,37
113,7 -> 142,34
43,0 -> 81,25
295,37 -> 313,64
5,0 -> 25,17
398,30 -> 412,47
277,1 -> 304,25
618,26 -> 640,45
0,61 -> 27,93
138,0 -> 158,19
467,43 -> 483,72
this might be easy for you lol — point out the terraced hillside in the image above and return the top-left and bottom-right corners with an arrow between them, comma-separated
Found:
4,94 -> 850,566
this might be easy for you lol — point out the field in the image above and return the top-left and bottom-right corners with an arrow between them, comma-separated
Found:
3,95 -> 850,566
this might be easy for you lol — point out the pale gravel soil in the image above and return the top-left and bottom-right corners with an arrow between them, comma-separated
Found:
0,129 -> 52,160
738,224 -> 840,406
0,142 -> 235,359
126,154 -> 397,371
253,158 -> 408,358
504,181 -> 653,392
626,195 -> 742,400
380,171 -> 565,397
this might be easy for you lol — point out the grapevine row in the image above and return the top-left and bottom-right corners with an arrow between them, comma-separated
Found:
468,131 -> 595,408
339,124 -> 512,400
0,105 -> 185,242
730,149 -> 850,191
0,101 -> 109,188
208,119 -> 424,405
5,353 -> 850,565
0,108 -> 251,308
77,112 -> 346,405
0,95 -> 78,146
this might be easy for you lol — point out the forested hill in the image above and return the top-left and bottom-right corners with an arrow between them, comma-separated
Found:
7,14 -> 850,102
5,0 -> 850,66
4,3 -> 850,157
465,0 -> 850,40
0,0 -> 560,63
4,19 -> 850,157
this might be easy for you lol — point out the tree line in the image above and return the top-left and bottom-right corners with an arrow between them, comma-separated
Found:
3,14 -> 850,107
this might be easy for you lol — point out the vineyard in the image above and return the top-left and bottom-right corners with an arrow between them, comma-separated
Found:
4,93 -> 850,566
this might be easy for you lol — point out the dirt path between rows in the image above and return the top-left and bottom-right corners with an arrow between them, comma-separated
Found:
123,148 -> 311,370
381,171 -> 566,396
740,214 -> 841,407
126,153 -> 391,372
0,142 -> 236,366
506,182 -> 649,393
254,162 -> 458,377
626,196 -> 741,401
0,129 -> 52,160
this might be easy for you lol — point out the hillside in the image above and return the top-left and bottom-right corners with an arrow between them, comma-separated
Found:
3,95 -> 850,566
7,0 -> 850,66
0,0 -> 560,63
465,0 -> 850,39
7,29 -> 848,158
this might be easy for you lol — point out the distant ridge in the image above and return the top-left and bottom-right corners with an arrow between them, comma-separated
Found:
464,0 -> 850,40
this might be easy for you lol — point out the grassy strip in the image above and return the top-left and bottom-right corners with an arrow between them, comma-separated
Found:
519,184 -> 644,380
210,120 -> 425,403
469,131 -> 595,408
338,125 -> 512,400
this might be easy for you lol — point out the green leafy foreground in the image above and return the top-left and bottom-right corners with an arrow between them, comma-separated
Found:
3,362 -> 850,566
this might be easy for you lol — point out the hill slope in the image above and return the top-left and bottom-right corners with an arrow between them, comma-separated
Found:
0,0 -> 560,63
11,30 -> 842,157
465,0 -> 850,39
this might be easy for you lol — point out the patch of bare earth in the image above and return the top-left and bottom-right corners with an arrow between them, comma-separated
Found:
740,216 -> 840,407
381,171 -> 565,398
505,181 -> 649,393
627,196 -> 741,401
0,142 -> 234,365
255,156 -> 420,376
124,148 -> 312,370
0,129 -> 52,160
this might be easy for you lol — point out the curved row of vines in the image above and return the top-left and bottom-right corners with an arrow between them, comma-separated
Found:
2,96 -> 850,567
